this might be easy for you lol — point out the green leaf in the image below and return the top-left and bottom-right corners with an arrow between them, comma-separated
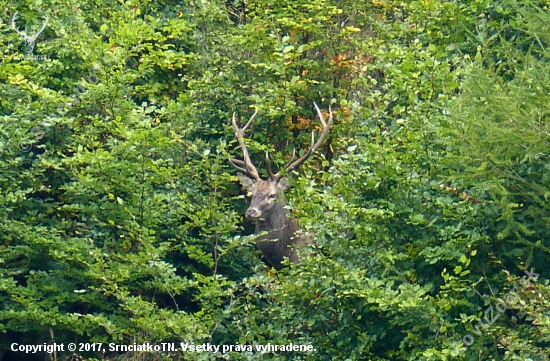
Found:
282,45 -> 294,53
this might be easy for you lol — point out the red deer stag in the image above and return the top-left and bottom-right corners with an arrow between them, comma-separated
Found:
230,103 -> 332,270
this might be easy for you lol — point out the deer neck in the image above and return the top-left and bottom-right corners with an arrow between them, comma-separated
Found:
255,199 -> 292,234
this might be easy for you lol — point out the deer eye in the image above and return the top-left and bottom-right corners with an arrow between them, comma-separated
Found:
268,194 -> 276,200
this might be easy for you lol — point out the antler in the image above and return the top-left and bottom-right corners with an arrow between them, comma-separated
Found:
11,11 -> 49,41
31,15 -> 49,42
268,102 -> 332,180
230,109 -> 261,181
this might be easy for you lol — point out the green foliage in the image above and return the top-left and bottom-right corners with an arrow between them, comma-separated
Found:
0,0 -> 549,360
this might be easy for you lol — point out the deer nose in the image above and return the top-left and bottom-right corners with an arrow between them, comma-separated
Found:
246,208 -> 261,219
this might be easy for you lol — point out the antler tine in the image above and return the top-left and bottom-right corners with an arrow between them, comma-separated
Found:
31,15 -> 49,41
11,11 -> 18,26
11,12 -> 23,36
242,109 -> 258,130
265,152 -> 275,179
266,150 -> 298,180
229,158 -> 248,174
269,149 -> 296,181
231,110 -> 261,181
281,102 -> 332,174
39,16 -> 49,33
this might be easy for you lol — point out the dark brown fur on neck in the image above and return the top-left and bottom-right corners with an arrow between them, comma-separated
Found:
241,177 -> 308,269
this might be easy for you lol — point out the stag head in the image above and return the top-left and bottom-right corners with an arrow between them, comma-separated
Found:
236,173 -> 290,220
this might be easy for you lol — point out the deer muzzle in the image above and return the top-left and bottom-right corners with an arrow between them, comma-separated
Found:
245,207 -> 262,219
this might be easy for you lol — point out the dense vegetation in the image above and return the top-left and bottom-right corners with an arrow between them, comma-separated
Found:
1,0 -> 549,360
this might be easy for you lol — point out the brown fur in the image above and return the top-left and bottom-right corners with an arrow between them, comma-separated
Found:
238,174 -> 310,270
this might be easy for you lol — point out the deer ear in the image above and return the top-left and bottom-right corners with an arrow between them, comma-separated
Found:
277,178 -> 291,191
237,173 -> 256,191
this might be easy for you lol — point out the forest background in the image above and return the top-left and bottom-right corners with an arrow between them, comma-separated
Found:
0,0 -> 549,360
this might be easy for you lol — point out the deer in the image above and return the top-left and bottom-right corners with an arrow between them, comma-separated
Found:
230,103 -> 332,270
